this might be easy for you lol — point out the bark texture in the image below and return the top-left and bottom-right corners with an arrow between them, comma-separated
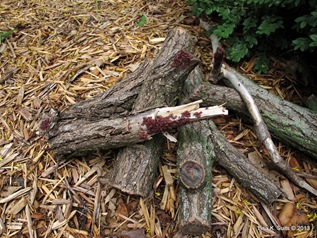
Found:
108,27 -> 198,196
188,71 -> 317,160
60,60 -> 150,121
108,139 -> 164,196
44,27 -> 199,159
177,121 -> 214,235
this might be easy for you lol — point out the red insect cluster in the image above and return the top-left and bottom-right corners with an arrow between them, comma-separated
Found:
141,111 -> 193,134
172,49 -> 191,67
138,131 -> 150,140
39,118 -> 50,131
193,111 -> 202,118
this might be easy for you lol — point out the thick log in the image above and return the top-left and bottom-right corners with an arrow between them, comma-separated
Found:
175,67 -> 214,236
44,100 -> 226,158
187,70 -> 317,160
108,140 -> 164,196
177,121 -> 214,235
107,102 -> 227,196
60,59 -> 150,121
107,27 -> 198,196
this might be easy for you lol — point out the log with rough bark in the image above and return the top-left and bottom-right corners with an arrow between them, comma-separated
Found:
107,27 -> 198,196
43,100 -> 227,158
42,27 -> 200,158
173,67 -> 282,237
175,68 -> 214,236
60,59 -> 150,121
187,69 -> 317,160
176,121 -> 214,235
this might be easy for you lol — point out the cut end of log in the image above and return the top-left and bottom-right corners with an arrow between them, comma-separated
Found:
179,217 -> 210,235
179,160 -> 205,189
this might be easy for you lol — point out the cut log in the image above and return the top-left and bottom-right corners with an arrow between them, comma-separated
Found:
44,100 -> 227,157
187,70 -> 317,160
177,121 -> 214,235
175,67 -> 214,236
108,27 -> 198,196
174,67 -> 282,237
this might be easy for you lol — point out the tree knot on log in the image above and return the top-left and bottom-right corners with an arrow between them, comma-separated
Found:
172,49 -> 192,67
179,160 -> 205,189
38,108 -> 59,134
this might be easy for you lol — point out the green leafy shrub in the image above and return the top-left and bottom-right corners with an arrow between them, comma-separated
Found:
186,0 -> 317,73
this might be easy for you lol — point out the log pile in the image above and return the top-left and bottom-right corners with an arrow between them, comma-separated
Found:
40,27 -> 317,236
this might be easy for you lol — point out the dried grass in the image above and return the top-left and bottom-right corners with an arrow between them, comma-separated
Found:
0,0 -> 316,237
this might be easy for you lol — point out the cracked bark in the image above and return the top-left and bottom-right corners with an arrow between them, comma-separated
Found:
108,27 -> 199,196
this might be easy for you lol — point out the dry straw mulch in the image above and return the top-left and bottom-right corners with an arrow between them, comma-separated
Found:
0,0 -> 316,237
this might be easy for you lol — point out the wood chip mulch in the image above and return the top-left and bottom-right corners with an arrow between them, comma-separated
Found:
0,0 -> 316,237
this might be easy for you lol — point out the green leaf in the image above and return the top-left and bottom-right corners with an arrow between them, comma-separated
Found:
256,18 -> 284,35
243,17 -> 257,31
292,37 -> 310,51
205,8 -> 213,15
311,11 -> 317,18
213,23 -> 235,39
300,21 -> 307,29
227,42 -> 248,62
309,41 -> 317,47
0,28 -> 16,43
254,55 -> 270,74
137,15 -> 146,27
245,35 -> 258,47
309,34 -> 317,42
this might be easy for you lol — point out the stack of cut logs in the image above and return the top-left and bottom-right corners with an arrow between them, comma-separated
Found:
40,27 -> 317,236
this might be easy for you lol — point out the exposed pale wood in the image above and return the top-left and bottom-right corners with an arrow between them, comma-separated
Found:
221,66 -> 317,196
45,99 -> 226,158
